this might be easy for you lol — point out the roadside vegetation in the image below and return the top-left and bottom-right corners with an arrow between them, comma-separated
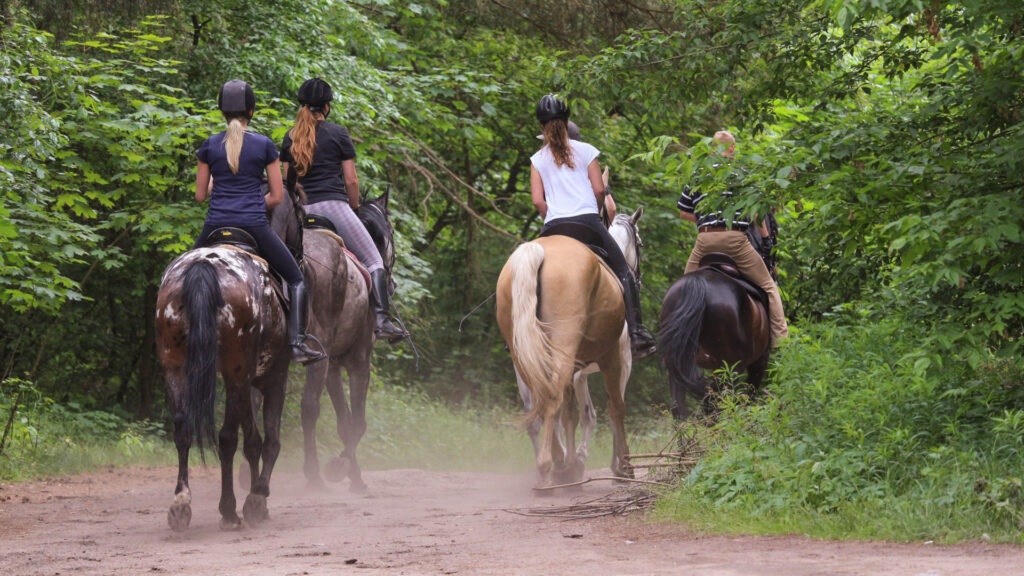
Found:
2,0 -> 1022,543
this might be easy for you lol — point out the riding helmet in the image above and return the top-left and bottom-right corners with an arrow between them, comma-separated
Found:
298,78 -> 334,107
535,93 -> 570,124
218,80 -> 255,118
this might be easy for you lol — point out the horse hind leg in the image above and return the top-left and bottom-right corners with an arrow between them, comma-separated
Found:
217,383 -> 246,530
516,368 -> 543,458
569,371 -> 597,483
599,352 -> 633,479
301,360 -> 330,489
245,363 -> 288,525
326,360 -> 370,493
166,371 -> 192,531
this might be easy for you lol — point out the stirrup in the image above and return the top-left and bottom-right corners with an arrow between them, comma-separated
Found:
630,331 -> 657,359
375,320 -> 408,344
292,334 -> 327,365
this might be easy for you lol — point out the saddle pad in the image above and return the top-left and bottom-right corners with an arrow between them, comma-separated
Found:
344,249 -> 371,291
307,229 -> 370,291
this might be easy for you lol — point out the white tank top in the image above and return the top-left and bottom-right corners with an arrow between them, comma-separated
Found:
530,140 -> 600,223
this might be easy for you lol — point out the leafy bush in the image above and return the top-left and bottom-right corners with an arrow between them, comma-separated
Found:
658,317 -> 1024,542
0,378 -> 168,480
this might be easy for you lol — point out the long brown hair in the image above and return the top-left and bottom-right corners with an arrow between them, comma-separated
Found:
542,119 -> 574,169
287,106 -> 322,177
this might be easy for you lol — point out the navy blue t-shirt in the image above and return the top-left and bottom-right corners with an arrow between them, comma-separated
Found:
197,130 -> 279,226
280,121 -> 357,204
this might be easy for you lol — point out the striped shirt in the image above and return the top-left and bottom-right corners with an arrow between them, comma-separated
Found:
676,162 -> 751,229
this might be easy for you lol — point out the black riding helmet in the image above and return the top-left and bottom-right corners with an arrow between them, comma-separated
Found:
298,78 -> 333,108
536,93 -> 569,124
218,80 -> 255,119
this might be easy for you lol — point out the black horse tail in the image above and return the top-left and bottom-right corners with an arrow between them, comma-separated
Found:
659,274 -> 708,411
182,259 -> 224,460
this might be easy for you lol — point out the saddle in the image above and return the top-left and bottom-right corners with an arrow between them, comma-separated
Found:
539,222 -> 610,263
697,252 -> 769,310
304,213 -> 337,234
206,227 -> 290,311
206,227 -> 258,254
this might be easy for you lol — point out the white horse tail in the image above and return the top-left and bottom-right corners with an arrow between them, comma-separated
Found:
508,242 -> 558,425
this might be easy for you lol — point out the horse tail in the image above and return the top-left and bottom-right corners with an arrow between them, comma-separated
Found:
181,259 -> 224,460
659,274 -> 708,403
507,242 -> 559,426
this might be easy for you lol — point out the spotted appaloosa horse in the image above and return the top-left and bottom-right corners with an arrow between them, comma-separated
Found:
497,207 -> 645,488
155,244 -> 289,531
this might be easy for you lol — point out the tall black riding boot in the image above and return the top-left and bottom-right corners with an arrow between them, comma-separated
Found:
622,275 -> 657,359
370,269 -> 408,344
287,281 -> 326,365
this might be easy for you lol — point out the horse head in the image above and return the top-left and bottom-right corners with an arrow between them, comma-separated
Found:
270,172 -> 306,260
357,188 -> 397,295
609,206 -> 644,282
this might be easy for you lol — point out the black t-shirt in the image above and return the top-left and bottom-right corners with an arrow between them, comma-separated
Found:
281,121 -> 357,204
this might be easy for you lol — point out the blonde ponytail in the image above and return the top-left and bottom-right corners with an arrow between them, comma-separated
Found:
287,106 -> 320,177
225,117 -> 247,174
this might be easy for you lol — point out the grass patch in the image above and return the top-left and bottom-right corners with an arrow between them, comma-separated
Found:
2,374 -> 676,482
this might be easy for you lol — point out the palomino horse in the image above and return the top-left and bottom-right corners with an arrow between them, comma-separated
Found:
497,208 -> 644,488
659,254 -> 772,418
289,193 -> 395,492
155,234 -> 291,530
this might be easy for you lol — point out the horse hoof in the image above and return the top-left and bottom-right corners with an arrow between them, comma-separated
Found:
167,503 -> 192,531
219,515 -> 243,531
349,479 -> 368,494
243,494 -> 269,525
325,457 -> 350,483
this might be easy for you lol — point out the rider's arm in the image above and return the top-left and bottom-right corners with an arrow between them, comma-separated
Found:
588,159 -> 604,207
343,158 -> 360,211
195,161 -> 211,202
264,159 -> 284,209
604,194 -> 617,222
677,185 -> 698,224
530,165 -> 547,218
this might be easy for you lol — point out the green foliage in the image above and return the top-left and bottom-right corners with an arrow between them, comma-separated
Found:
0,377 -> 167,480
1,0 -> 1023,544
659,319 -> 1024,541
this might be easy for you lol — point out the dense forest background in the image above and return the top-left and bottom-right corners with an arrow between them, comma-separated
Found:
2,0 -> 1023,540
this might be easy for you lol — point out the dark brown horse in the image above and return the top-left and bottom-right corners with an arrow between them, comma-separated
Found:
658,254 -> 772,418
155,238 -> 290,531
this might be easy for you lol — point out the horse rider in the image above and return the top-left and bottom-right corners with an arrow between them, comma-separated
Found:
280,78 -> 408,344
677,130 -> 789,342
538,121 -> 618,224
531,94 -> 657,358
192,80 -> 326,364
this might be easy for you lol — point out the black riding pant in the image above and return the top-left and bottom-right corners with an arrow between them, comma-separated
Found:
193,221 -> 303,285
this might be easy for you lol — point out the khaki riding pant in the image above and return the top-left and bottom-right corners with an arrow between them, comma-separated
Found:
683,230 -> 789,340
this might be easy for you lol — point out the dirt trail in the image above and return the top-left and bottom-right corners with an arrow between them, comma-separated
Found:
1,466 -> 1021,575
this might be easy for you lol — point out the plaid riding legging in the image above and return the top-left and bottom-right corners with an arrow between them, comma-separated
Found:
306,200 -> 384,274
